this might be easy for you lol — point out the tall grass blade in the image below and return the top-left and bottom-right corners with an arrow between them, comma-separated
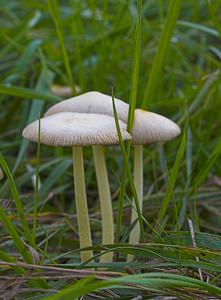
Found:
157,129 -> 187,226
0,204 -> 31,262
142,0 -> 181,108
127,0 -> 142,132
116,0 -> 142,242
0,152 -> 33,246
47,0 -> 76,94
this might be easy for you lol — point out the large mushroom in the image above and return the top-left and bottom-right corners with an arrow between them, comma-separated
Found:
45,91 -> 181,260
22,112 -> 131,263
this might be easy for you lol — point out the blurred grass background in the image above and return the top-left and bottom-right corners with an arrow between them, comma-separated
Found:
0,0 -> 221,299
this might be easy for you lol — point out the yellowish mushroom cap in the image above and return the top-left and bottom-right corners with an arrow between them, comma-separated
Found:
22,112 -> 131,147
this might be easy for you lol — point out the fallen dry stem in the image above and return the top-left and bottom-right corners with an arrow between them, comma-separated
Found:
0,261 -> 123,280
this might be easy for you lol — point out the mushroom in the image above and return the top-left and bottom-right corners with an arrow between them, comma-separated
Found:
22,112 -> 131,263
45,91 -> 181,259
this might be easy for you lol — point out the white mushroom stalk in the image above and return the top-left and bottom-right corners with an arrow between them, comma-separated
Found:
72,146 -> 93,262
93,145 -> 114,262
130,144 -> 143,240
127,109 -> 181,261
22,112 -> 131,263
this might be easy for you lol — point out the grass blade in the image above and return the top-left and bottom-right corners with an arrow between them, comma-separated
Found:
157,129 -> 187,226
0,152 -> 33,246
0,85 -> 60,102
142,0 -> 181,108
116,0 -> 142,243
47,0 -> 76,94
177,20 -> 219,37
43,272 -> 221,299
0,249 -> 24,273
0,204 -> 31,262
127,0 -> 142,132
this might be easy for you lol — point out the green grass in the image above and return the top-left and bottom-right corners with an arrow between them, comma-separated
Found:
0,0 -> 221,298
142,0 -> 182,108
47,0 -> 77,95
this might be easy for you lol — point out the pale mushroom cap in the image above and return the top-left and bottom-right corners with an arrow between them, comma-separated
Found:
132,109 -> 181,144
45,91 -> 129,122
22,112 -> 131,147
45,91 -> 180,144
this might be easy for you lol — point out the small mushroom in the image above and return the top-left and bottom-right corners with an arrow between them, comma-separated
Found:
22,112 -> 131,263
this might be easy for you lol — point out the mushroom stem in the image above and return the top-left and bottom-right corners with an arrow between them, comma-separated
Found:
128,144 -> 143,262
72,146 -> 93,262
93,145 -> 114,262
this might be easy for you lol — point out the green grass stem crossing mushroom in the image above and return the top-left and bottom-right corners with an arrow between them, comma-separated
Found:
22,112 -> 131,263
